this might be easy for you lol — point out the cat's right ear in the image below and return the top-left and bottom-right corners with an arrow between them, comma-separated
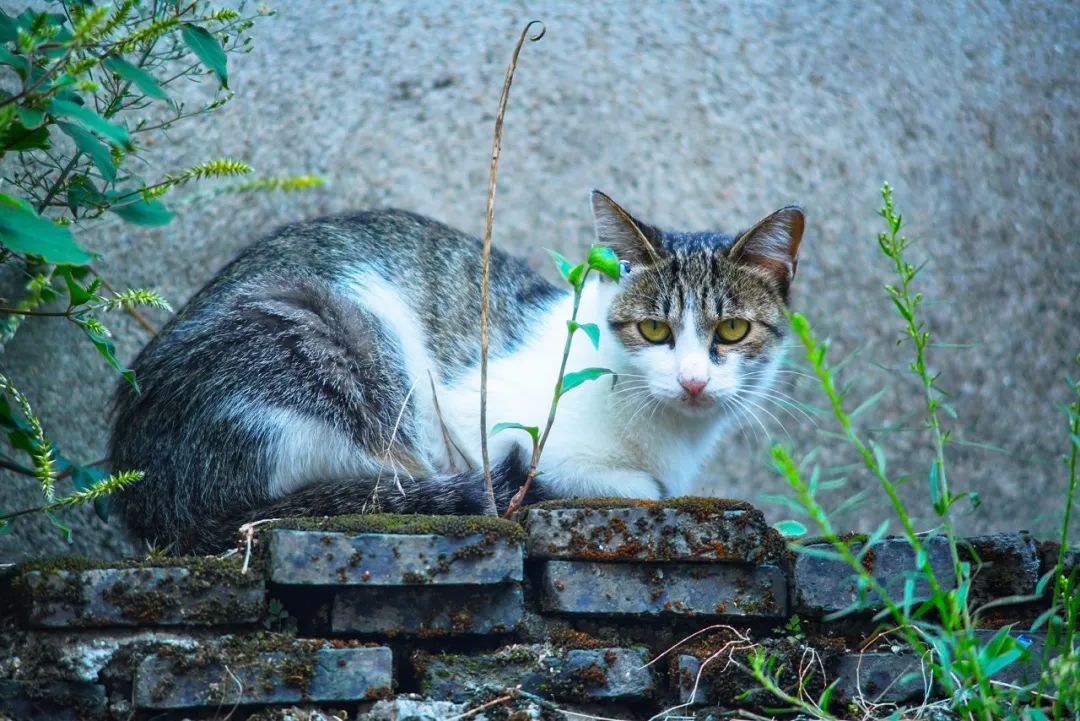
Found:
591,190 -> 664,267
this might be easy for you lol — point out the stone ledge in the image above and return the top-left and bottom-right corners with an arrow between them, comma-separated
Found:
133,642 -> 392,709
330,583 -> 523,636
541,560 -> 787,618
268,529 -> 522,586
519,497 -> 785,564
413,644 -> 654,703
20,564 -> 265,628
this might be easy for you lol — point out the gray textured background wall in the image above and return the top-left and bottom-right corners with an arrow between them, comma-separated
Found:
1,1 -> 1077,561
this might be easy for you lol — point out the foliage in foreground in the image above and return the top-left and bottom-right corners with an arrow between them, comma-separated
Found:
0,2 -> 319,538
760,184 -> 1078,720
492,245 -> 621,517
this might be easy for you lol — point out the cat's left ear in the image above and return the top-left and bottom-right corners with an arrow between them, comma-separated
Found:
728,206 -> 805,292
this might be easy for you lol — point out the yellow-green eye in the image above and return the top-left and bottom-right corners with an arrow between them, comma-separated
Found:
717,318 -> 750,343
637,319 -> 672,344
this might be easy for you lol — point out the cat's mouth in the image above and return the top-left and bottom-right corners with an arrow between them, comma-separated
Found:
676,390 -> 722,415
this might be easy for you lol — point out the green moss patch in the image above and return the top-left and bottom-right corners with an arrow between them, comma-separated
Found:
526,496 -> 754,517
264,513 -> 525,542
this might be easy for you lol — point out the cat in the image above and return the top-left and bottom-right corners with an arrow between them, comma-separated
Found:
108,191 -> 805,554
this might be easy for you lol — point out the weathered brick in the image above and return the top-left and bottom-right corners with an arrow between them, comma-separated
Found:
1037,539 -> 1078,594
540,560 -> 787,618
15,629 -> 203,682
331,583 -> 523,636
0,679 -> 106,721
21,564 -> 265,628
414,645 -> 654,703
830,652 -> 930,705
519,499 -> 784,564
674,655 -> 711,705
795,534 -> 1044,616
794,536 -> 954,615
963,533 -> 1040,601
268,529 -> 522,585
133,644 -> 392,709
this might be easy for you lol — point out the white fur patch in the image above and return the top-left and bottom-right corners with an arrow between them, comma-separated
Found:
216,397 -> 377,497
339,270 -> 452,473
267,408 -> 378,496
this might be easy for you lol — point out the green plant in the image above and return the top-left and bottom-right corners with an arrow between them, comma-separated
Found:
0,2 -> 319,538
493,245 -> 621,517
767,184 -> 1078,720
470,20 -> 620,519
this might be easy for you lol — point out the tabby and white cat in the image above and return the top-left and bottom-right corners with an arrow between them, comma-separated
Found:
108,191 -> 804,553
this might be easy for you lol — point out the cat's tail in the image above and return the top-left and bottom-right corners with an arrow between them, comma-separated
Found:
190,447 -> 538,555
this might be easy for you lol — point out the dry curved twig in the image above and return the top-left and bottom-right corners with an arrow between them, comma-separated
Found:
478,20 -> 546,515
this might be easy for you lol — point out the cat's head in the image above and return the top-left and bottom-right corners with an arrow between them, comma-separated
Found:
592,190 -> 804,419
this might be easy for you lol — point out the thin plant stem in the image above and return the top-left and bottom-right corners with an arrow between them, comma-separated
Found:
478,20 -> 545,516
503,274 -> 584,518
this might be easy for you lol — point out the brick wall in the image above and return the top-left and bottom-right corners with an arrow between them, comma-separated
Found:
0,499 -> 1070,720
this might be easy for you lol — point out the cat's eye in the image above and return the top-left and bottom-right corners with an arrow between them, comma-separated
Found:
717,318 -> 750,343
637,319 -> 671,344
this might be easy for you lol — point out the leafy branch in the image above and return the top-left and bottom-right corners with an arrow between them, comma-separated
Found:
494,246 -> 621,518
0,469 -> 142,527
0,2 -> 319,540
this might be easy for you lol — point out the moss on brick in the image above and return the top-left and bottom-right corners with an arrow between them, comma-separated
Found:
527,496 -> 754,517
265,513 -> 525,542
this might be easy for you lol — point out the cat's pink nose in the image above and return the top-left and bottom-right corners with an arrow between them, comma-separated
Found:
680,377 -> 707,397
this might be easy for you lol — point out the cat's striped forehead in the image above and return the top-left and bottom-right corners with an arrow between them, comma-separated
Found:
614,233 -> 787,328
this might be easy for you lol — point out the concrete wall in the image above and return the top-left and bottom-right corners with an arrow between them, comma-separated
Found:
1,1 -> 1077,561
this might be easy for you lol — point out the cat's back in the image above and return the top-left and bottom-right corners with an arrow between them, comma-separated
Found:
117,207 -> 561,408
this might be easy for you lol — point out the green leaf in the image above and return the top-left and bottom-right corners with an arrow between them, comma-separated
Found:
66,176 -> 105,214
57,121 -> 116,181
48,98 -> 130,148
587,244 -> 620,281
928,462 -> 943,514
869,439 -> 887,476
181,23 -> 228,87
569,321 -> 601,350
46,512 -> 73,542
1028,605 -> 1056,633
849,386 -> 887,419
0,121 -> 50,151
103,56 -> 169,101
774,519 -> 807,538
0,192 -> 92,265
547,249 -> 574,282
78,318 -> 137,390
0,11 -> 17,43
490,422 -> 539,445
981,648 -> 1022,678
59,267 -> 97,306
0,47 -> 29,74
16,106 -> 44,128
567,263 -> 586,290
105,192 -> 173,226
560,367 -> 614,396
